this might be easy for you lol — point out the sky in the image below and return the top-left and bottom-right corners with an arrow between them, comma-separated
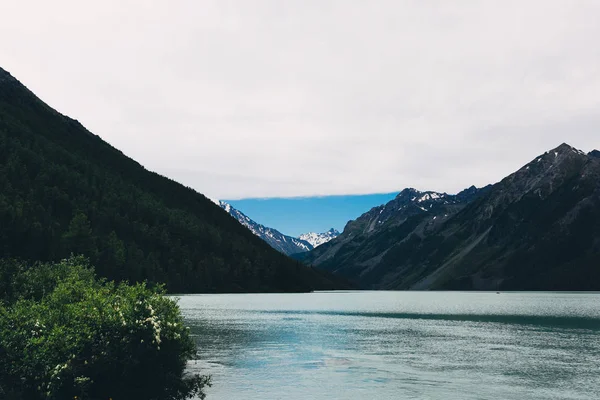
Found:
1,1 -> 599,204
226,192 -> 399,237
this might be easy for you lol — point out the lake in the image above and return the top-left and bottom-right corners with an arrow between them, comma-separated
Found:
178,291 -> 600,400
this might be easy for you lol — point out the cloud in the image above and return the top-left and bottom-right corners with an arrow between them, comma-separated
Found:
2,0 -> 599,199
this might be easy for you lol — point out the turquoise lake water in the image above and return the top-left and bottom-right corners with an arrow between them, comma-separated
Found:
178,291 -> 600,400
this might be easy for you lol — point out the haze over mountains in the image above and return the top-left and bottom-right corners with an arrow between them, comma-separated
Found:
299,143 -> 600,290
218,200 -> 339,255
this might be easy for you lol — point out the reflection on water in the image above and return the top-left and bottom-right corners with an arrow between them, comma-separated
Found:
177,291 -> 600,400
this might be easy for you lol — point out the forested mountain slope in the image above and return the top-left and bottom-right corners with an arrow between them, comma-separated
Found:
0,66 -> 343,293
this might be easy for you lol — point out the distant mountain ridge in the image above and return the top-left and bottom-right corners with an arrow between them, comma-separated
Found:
218,201 -> 312,255
338,185 -> 490,240
299,229 -> 340,248
218,201 -> 339,254
299,143 -> 600,291
298,185 -> 490,269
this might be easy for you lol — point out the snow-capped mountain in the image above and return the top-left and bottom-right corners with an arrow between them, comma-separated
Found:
217,201 -> 341,255
298,229 -> 340,248
218,201 -> 313,255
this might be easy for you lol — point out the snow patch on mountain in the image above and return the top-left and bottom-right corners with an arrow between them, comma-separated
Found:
298,229 -> 340,248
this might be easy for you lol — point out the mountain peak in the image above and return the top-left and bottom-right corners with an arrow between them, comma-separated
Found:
396,188 -> 421,198
554,142 -> 575,151
549,143 -> 587,157
522,143 -> 587,171
298,229 -> 340,248
588,150 -> 600,159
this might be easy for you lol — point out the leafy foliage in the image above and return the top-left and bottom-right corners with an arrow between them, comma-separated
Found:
0,66 -> 343,293
0,257 -> 210,400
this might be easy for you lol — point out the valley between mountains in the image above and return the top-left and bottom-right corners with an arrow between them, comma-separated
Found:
216,200 -> 339,255
225,144 -> 600,291
1,64 -> 598,292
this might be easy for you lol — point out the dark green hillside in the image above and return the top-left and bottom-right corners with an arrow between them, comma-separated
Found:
0,66 -> 343,293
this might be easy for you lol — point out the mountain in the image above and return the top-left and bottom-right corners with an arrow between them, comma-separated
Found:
298,229 -> 340,248
297,186 -> 490,277
218,201 -> 340,254
218,201 -> 313,255
0,66 -> 346,293
299,143 -> 600,290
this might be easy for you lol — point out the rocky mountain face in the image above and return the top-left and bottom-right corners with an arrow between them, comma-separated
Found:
298,186 -> 489,276
298,229 -> 340,248
299,144 -> 600,290
589,150 -> 600,159
219,201 -> 314,255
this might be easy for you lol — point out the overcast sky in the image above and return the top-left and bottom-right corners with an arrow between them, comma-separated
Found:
2,1 -> 599,199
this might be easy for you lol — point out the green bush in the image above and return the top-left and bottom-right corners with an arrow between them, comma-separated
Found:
0,257 -> 210,400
